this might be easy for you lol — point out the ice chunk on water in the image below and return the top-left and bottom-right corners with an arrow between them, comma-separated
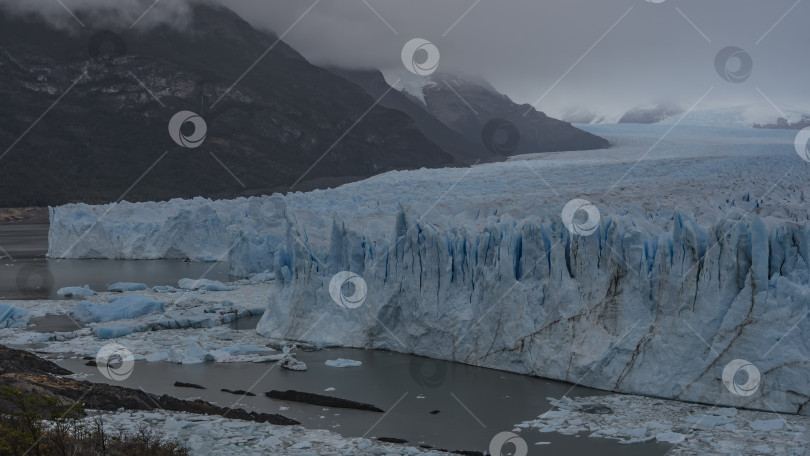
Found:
93,325 -> 141,339
108,282 -> 147,292
178,278 -> 236,291
325,358 -> 362,368
253,354 -> 289,363
655,432 -> 686,444
68,295 -> 165,323
56,285 -> 95,297
749,419 -> 785,431
153,285 -> 179,293
278,355 -> 307,371
0,304 -> 28,328
168,343 -> 214,364
220,344 -> 273,356
249,272 -> 274,282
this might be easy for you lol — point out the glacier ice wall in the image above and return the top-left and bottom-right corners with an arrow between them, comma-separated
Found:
252,207 -> 810,416
46,125 -> 810,415
47,191 -> 810,416
48,198 -> 244,261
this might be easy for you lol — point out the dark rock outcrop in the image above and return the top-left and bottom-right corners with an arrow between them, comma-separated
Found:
265,389 -> 383,412
174,381 -> 205,389
221,388 -> 255,397
753,115 -> 810,130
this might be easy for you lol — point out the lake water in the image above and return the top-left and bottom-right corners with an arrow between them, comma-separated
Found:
0,222 -> 230,300
57,348 -> 672,455
7,221 -> 672,454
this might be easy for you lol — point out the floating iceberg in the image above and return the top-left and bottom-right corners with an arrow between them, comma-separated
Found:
168,342 -> 214,364
56,285 -> 95,298
69,295 -> 165,323
178,278 -> 236,291
278,355 -> 307,371
325,358 -> 362,368
0,304 -> 29,328
93,324 -> 144,339
107,282 -> 147,292
153,285 -> 179,293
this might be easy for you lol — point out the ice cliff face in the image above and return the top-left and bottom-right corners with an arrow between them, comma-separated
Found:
254,205 -> 810,416
48,197 -> 240,261
48,125 -> 810,415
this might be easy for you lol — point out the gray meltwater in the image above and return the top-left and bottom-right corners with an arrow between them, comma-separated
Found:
0,222 -> 229,299
57,348 -> 673,455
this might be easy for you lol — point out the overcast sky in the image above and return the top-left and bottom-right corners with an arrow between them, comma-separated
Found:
4,0 -> 809,119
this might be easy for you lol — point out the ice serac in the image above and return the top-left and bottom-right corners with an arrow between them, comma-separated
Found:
252,207 -> 810,416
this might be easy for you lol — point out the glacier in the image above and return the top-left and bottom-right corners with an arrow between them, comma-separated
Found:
47,124 -> 810,415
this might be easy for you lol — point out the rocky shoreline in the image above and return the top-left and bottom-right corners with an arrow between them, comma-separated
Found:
0,344 -> 298,426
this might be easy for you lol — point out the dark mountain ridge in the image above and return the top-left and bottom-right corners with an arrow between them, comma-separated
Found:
327,67 -> 496,165
420,72 -> 610,155
0,4 -> 454,206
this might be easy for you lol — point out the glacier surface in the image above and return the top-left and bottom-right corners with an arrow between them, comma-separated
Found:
47,124 -> 810,415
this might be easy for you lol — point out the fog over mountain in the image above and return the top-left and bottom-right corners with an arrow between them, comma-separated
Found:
2,0 -> 808,120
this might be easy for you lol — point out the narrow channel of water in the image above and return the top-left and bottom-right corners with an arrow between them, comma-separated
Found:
57,349 -> 672,455
0,222 -> 230,300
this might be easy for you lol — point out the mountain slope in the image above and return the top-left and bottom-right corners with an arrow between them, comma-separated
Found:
0,4 -> 454,206
421,73 -> 610,155
328,68 -> 494,164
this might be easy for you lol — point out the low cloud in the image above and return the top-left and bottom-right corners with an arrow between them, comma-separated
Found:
3,0 -> 809,119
